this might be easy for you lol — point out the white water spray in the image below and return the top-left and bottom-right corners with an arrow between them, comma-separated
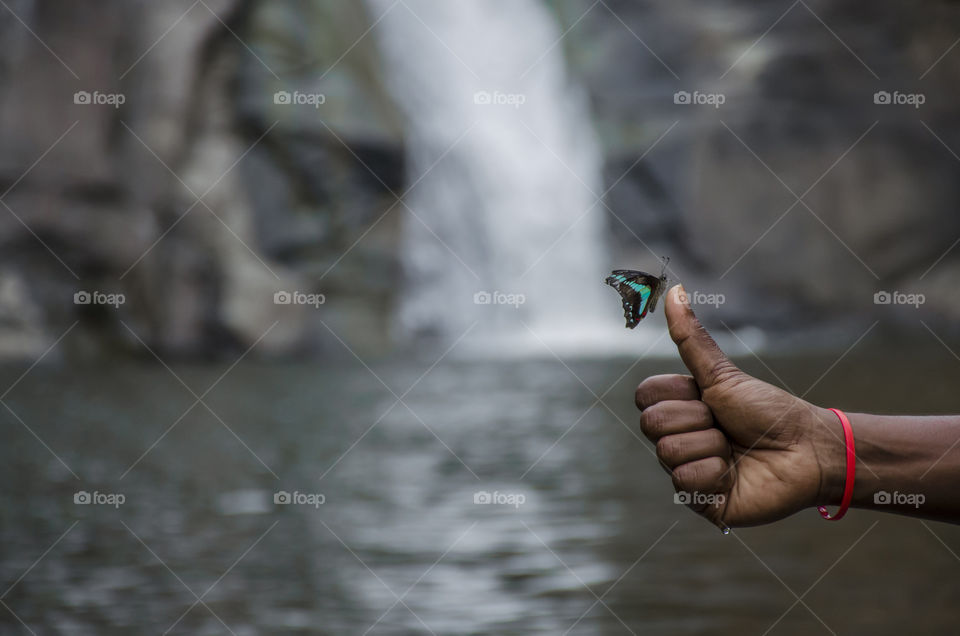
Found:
368,0 -> 667,355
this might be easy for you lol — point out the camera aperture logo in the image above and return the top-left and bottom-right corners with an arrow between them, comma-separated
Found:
674,90 -> 725,108
274,490 -> 325,508
678,289 -> 725,308
873,90 -> 924,109
874,490 -> 924,508
74,290 -> 125,308
74,490 -> 125,508
473,90 -> 526,109
473,490 -> 525,508
874,290 -> 924,308
674,490 -> 725,507
473,290 -> 525,308
274,290 -> 325,308
274,90 -> 326,108
74,90 -> 126,108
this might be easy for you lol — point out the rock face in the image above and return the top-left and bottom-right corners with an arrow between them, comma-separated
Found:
1,0 -> 958,360
555,0 -> 960,331
0,0 -> 404,359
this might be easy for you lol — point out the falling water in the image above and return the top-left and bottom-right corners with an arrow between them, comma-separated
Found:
368,0 -> 666,355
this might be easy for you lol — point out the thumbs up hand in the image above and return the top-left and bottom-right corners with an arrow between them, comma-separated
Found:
636,285 -> 843,528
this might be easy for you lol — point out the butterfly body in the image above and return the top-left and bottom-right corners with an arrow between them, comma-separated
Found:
605,259 -> 669,328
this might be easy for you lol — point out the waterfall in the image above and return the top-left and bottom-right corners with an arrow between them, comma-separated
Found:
367,0 -> 665,355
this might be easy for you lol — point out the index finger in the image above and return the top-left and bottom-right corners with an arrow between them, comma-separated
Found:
635,374 -> 701,410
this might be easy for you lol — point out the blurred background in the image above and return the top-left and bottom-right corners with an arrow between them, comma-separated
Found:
2,0 -> 960,634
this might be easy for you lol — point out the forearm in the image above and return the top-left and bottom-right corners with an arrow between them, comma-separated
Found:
818,411 -> 960,523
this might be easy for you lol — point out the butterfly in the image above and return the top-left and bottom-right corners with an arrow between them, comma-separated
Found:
605,257 -> 670,329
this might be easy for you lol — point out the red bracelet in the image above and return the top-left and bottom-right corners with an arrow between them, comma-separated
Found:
817,408 -> 855,521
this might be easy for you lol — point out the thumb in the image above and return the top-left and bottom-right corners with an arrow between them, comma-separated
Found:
665,284 -> 736,390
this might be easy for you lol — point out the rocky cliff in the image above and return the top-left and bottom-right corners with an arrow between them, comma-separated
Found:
1,0 -> 958,360
557,0 -> 960,331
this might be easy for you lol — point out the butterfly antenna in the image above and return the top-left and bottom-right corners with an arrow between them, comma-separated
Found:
660,256 -> 670,276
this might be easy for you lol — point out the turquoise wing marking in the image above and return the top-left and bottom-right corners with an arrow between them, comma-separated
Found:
626,283 -> 652,322
636,285 -> 651,316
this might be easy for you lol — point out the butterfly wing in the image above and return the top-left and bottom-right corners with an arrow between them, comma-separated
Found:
645,277 -> 667,315
605,270 -> 663,328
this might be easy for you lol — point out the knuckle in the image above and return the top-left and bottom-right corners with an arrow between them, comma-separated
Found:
707,455 -> 728,475
673,459 -> 709,488
693,400 -> 713,422
634,382 -> 650,410
699,457 -> 726,485
707,428 -> 728,450
639,404 -> 666,439
637,375 -> 702,412
669,320 -> 694,348
671,466 -> 692,491
676,400 -> 712,430
702,358 -> 740,389
656,436 -> 683,464
634,377 -> 661,410
685,460 -> 705,483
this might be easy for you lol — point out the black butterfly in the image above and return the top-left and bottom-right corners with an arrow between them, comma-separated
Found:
605,257 -> 670,329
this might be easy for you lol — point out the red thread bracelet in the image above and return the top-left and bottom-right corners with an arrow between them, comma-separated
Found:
817,408 -> 855,521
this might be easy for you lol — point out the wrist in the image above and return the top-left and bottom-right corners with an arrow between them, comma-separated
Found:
810,406 -> 850,507
810,410 -> 960,522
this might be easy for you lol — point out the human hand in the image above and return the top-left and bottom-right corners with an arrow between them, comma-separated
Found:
635,285 -> 843,528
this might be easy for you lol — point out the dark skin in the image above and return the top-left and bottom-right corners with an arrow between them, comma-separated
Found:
639,284 -> 960,528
